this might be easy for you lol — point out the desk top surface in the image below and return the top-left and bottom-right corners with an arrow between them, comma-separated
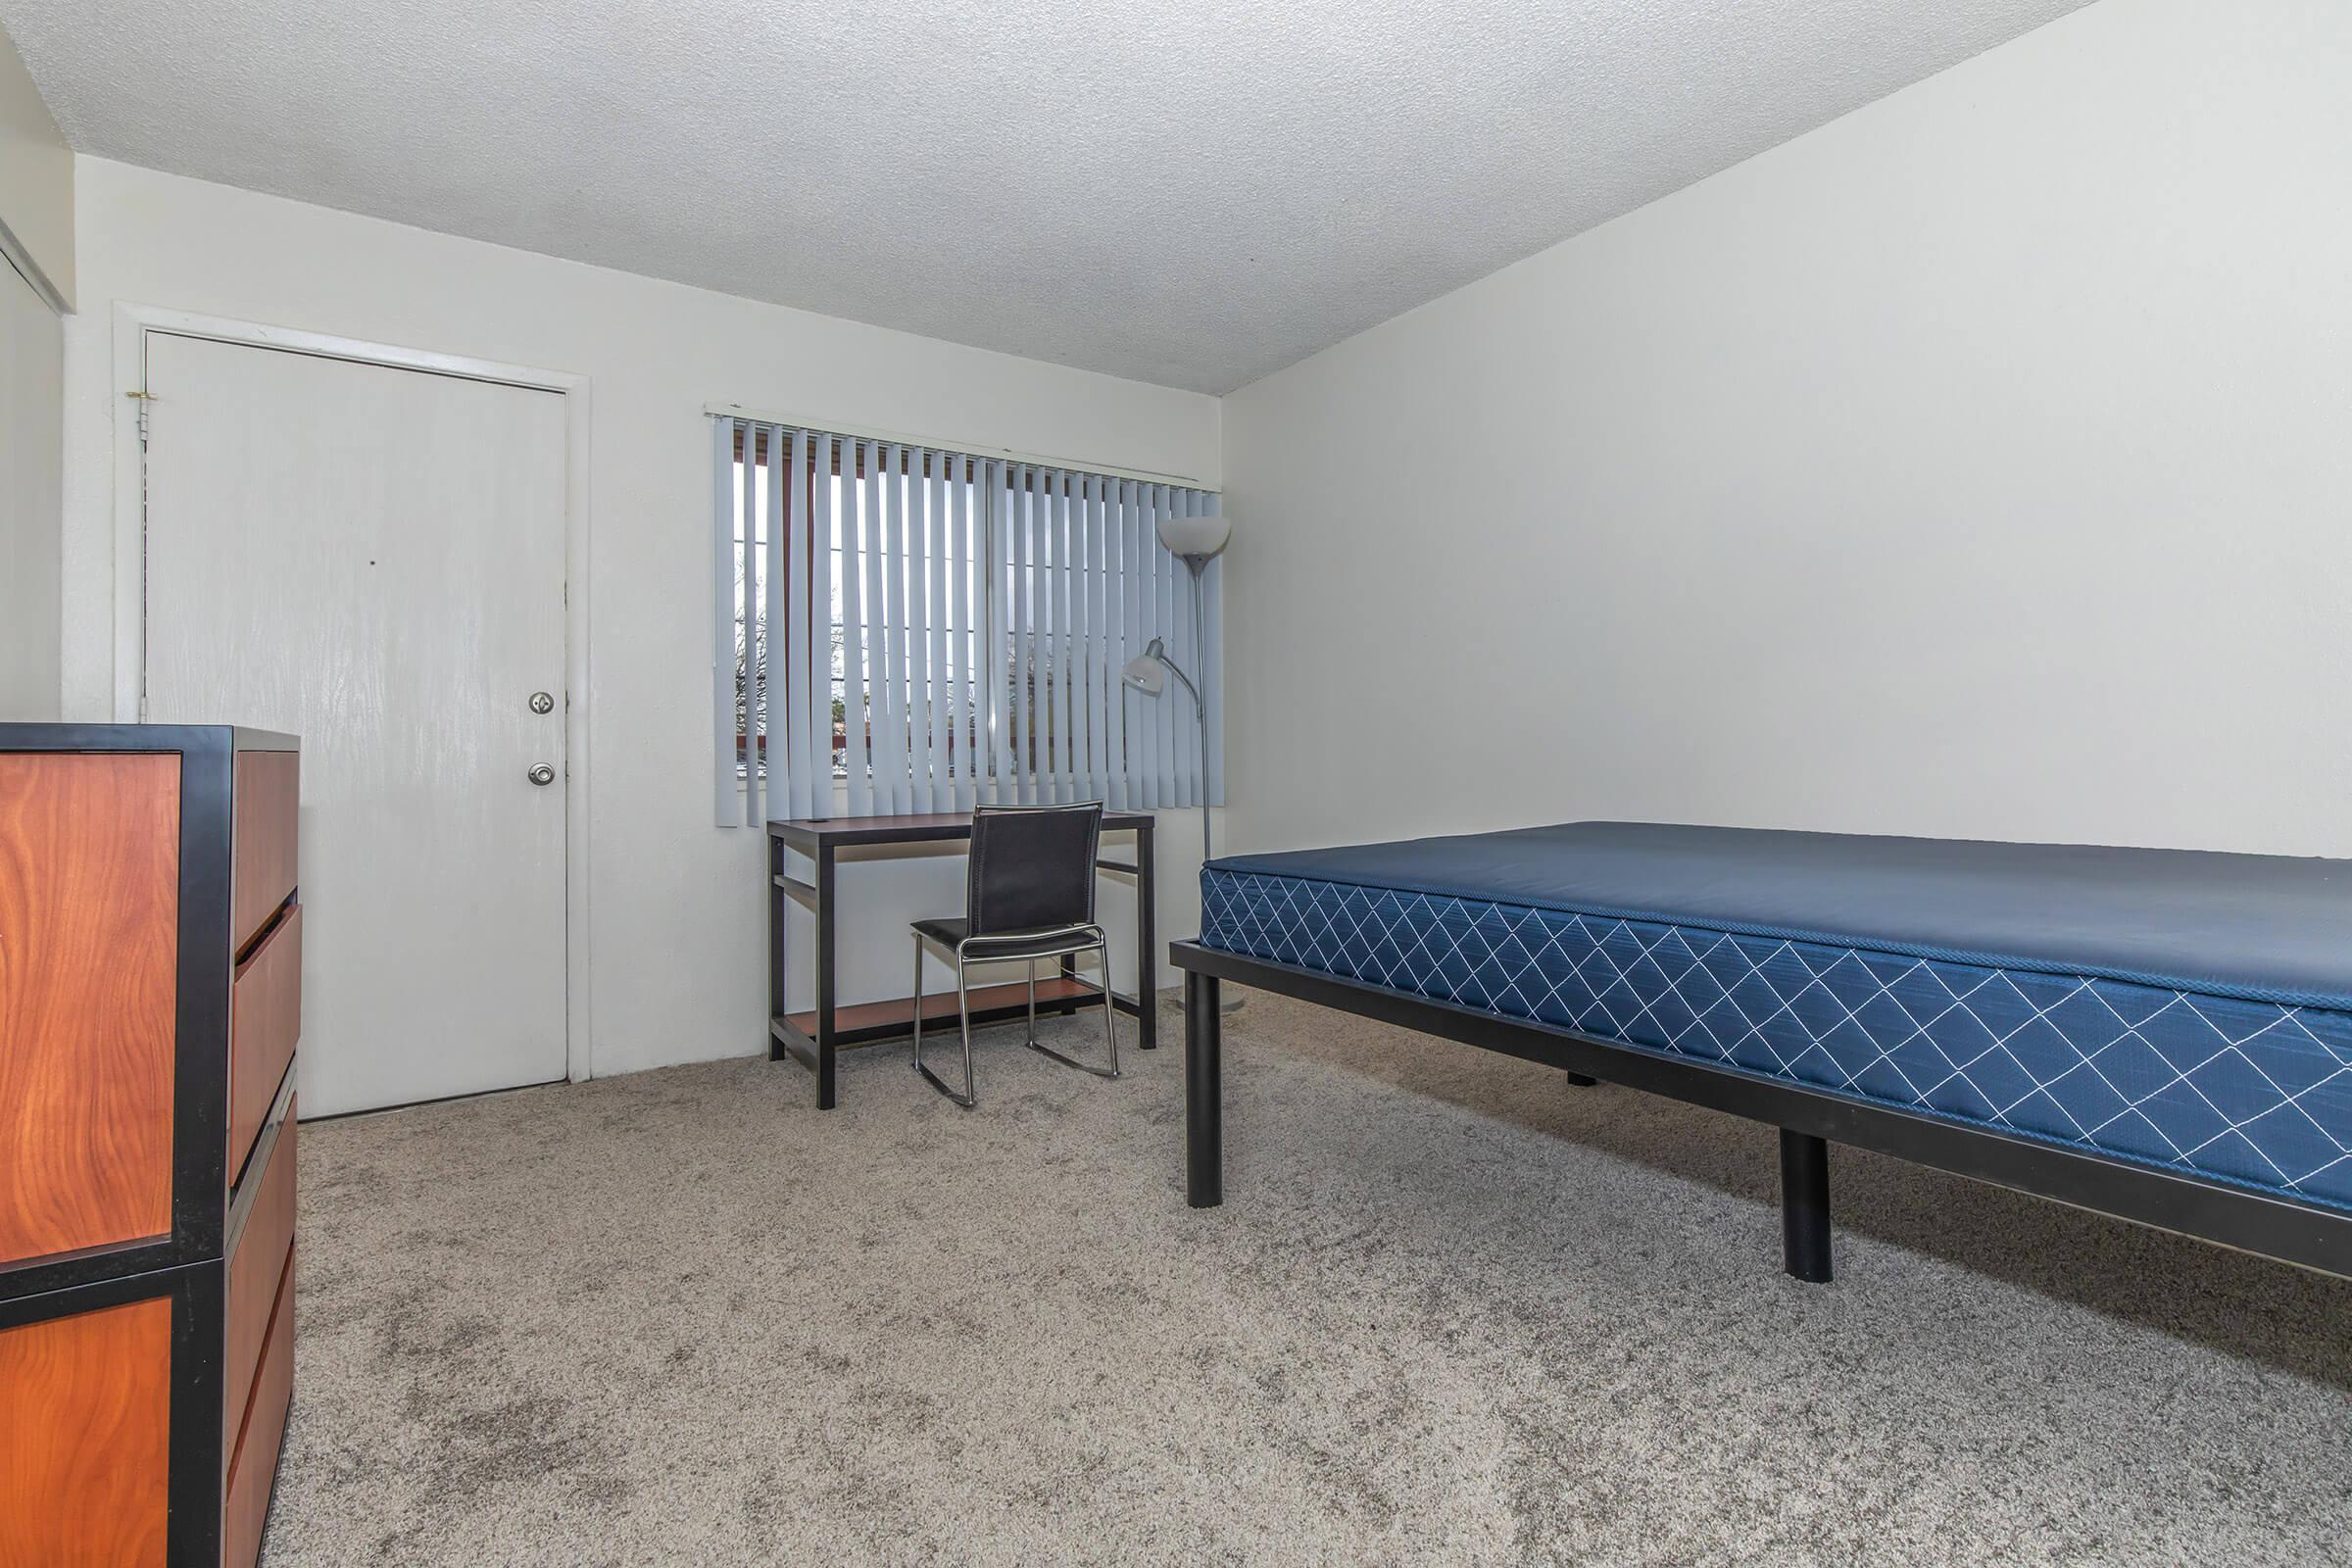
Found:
768,809 -> 1154,845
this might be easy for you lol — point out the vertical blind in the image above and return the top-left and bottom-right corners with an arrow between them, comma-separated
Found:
712,416 -> 1223,824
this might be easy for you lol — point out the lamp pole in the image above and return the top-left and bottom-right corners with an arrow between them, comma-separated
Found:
1125,545 -> 1241,1015
1169,554 -> 1241,1015
1163,559 -> 1214,864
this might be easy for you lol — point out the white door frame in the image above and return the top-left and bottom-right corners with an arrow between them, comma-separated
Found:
111,303 -> 597,1084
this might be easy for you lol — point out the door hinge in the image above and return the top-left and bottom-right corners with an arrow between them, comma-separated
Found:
126,389 -> 155,445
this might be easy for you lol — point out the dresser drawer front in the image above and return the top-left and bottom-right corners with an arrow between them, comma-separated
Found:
231,749 -> 298,957
222,1245 -> 295,1568
229,905 -> 302,1188
224,1102 -> 295,1462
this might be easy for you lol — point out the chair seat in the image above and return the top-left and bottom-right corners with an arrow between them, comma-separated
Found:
911,916 -> 1101,958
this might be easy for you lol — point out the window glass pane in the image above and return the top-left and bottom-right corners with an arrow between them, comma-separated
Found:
724,422 -> 1209,811
729,451 -> 768,777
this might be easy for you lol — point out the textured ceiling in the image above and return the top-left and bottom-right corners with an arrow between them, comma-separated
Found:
3,0 -> 2091,392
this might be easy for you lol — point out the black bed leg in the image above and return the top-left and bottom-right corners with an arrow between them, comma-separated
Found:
1780,1129 -> 1832,1283
1563,1072 -> 1597,1087
1186,971 -> 1223,1208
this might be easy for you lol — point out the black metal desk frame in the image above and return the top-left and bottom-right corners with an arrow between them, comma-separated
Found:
767,811 -> 1157,1108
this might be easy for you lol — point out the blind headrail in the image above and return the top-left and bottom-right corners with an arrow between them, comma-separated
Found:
703,402 -> 1216,492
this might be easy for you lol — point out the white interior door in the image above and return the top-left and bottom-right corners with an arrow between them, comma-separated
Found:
142,331 -> 568,1115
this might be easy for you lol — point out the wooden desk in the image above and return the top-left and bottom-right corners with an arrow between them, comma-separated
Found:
765,810 -> 1158,1107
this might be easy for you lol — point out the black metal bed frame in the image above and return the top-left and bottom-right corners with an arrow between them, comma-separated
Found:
1170,941 -> 2352,1284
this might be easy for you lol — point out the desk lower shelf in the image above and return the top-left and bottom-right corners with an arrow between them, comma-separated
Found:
772,975 -> 1150,1058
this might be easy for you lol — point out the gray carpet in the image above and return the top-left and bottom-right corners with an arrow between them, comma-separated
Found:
267,991 -> 2352,1566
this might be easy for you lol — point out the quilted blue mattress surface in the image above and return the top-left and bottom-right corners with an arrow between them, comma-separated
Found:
1200,822 -> 2352,1212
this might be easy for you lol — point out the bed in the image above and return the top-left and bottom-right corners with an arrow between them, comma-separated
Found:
1171,821 -> 2352,1282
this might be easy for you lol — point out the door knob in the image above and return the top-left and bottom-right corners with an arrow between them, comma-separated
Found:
529,691 -> 556,714
527,763 -> 557,786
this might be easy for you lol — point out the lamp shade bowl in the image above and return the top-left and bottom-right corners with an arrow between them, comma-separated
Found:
1156,513 -> 1232,563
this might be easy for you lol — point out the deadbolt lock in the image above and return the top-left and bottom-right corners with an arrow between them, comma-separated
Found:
529,691 -> 556,714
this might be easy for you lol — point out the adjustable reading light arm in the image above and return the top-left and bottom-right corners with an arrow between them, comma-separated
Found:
1123,635 -> 1210,860
1124,637 -> 1198,705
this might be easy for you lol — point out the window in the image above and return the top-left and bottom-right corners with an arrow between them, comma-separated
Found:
713,416 -> 1221,824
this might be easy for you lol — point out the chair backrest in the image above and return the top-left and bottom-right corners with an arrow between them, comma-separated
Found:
966,803 -> 1103,937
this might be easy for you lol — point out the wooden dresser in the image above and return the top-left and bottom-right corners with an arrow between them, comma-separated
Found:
0,725 -> 301,1568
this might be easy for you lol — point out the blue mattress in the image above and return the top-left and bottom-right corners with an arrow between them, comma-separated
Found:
1200,822 -> 2352,1213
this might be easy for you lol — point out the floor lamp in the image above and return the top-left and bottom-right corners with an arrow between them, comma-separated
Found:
1123,511 -> 1244,1014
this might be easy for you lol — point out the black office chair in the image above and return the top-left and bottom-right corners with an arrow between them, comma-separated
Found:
910,802 -> 1119,1108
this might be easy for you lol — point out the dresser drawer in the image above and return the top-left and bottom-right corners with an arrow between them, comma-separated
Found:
229,905 -> 302,1188
222,1245 -> 294,1568
232,749 -> 298,956
224,1102 -> 294,1462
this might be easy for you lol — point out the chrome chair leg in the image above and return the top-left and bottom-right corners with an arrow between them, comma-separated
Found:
955,956 -> 977,1104
911,935 -> 976,1109
1026,963 -> 1038,1045
1097,943 -> 1119,1079
910,933 -> 925,1075
1026,940 -> 1120,1080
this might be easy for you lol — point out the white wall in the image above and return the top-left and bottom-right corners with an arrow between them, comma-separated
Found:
0,17 -> 66,720
1222,0 -> 2352,862
0,18 -> 70,307
61,158 -> 1221,1078
0,252 -> 62,718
